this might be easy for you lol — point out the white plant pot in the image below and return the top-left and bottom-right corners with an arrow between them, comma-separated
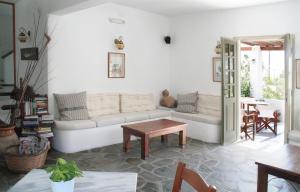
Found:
51,179 -> 75,192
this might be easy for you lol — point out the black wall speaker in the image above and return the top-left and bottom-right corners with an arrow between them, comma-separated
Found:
164,36 -> 171,44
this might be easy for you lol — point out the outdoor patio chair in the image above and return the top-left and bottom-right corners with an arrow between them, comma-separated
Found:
241,110 -> 258,140
256,110 -> 280,135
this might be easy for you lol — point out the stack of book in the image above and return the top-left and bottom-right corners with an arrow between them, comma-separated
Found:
35,96 -> 48,115
22,115 -> 39,136
36,115 -> 54,138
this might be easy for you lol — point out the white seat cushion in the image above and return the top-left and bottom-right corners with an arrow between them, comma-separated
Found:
87,93 -> 120,117
121,93 -> 155,113
122,112 -> 150,122
197,94 -> 221,117
55,120 -> 97,130
91,115 -> 126,127
146,110 -> 171,119
172,111 -> 221,125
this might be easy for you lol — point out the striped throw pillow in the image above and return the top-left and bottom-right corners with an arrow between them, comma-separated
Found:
176,92 -> 198,113
54,91 -> 89,120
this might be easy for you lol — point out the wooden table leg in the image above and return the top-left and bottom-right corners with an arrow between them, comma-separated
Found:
179,128 -> 186,148
141,134 -> 149,160
123,128 -> 131,153
161,135 -> 168,143
257,165 -> 268,192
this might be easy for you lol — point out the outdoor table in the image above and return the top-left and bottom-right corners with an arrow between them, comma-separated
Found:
241,99 -> 268,113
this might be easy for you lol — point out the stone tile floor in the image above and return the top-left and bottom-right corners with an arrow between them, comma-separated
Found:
1,124 -> 300,192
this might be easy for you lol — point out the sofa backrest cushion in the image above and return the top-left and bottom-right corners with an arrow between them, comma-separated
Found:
87,93 -> 120,118
197,94 -> 221,117
175,92 -> 198,113
121,94 -> 155,113
54,91 -> 89,120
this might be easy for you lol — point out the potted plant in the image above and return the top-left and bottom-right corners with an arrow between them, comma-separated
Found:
46,158 -> 83,192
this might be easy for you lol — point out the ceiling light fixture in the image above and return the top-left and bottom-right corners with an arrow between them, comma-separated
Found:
108,18 -> 125,24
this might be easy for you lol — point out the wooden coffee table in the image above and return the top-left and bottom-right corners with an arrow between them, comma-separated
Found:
121,119 -> 187,160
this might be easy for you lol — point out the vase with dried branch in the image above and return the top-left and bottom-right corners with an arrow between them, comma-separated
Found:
0,10 -> 51,136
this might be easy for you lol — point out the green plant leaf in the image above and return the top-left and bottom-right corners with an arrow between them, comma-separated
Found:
47,158 -> 82,182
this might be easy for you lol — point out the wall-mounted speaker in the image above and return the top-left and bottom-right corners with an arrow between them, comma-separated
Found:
164,36 -> 171,44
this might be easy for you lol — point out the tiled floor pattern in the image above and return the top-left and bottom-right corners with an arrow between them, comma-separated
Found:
1,124 -> 299,192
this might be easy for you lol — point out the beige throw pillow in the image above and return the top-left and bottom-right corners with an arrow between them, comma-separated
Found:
54,91 -> 89,120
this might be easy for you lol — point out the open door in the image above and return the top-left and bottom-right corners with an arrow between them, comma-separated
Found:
283,34 -> 295,144
221,38 -> 239,145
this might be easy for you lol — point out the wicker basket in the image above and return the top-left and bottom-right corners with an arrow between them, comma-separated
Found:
4,142 -> 50,173
0,125 -> 16,137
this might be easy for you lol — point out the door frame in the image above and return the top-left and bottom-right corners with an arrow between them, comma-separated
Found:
234,34 -> 295,143
0,1 -> 16,87
221,37 -> 239,145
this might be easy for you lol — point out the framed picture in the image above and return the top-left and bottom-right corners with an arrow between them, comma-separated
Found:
21,47 -> 38,60
213,57 -> 221,82
108,52 -> 125,78
297,59 -> 300,89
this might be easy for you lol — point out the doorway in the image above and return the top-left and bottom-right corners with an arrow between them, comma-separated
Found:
221,34 -> 295,145
239,38 -> 285,145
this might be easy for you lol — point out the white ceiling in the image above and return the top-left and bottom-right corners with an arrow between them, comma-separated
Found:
13,0 -> 291,16
108,0 -> 290,15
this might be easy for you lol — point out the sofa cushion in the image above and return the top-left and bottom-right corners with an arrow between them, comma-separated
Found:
91,115 -> 126,127
54,92 -> 89,120
55,120 -> 97,130
176,92 -> 198,113
122,112 -> 149,122
147,110 -> 171,119
172,111 -> 221,125
121,94 -> 155,113
87,93 -> 120,117
197,94 -> 221,117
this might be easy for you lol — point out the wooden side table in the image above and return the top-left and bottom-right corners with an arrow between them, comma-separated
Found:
255,145 -> 300,192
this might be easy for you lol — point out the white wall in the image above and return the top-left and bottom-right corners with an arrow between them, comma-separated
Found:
170,0 -> 300,128
47,3 -> 170,113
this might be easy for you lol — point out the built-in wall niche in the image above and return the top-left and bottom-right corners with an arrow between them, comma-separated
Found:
0,1 -> 16,93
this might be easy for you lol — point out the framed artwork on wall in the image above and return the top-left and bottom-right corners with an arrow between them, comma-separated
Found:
213,57 -> 221,82
108,52 -> 125,78
297,59 -> 300,89
21,47 -> 39,60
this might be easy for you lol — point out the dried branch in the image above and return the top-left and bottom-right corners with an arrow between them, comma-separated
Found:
13,9 -> 51,123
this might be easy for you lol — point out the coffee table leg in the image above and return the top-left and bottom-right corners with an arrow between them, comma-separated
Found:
123,128 -> 131,153
257,165 -> 268,192
179,128 -> 186,148
141,135 -> 149,160
161,135 -> 168,143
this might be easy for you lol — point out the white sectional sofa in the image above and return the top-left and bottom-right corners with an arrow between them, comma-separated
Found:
53,93 -> 221,153
171,94 -> 221,143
